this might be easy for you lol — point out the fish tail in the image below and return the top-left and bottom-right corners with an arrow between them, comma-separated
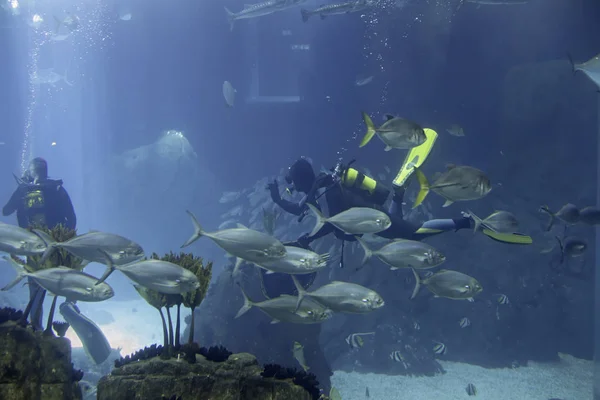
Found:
291,275 -> 307,313
566,53 -> 576,75
412,167 -> 430,209
539,205 -> 555,231
466,209 -> 482,233
182,210 -> 204,248
1,256 -> 27,291
410,268 -> 422,300
359,112 -> 376,148
232,257 -> 244,278
224,7 -> 235,31
53,15 -> 62,33
40,242 -> 59,265
63,69 -> 73,86
555,236 -> 565,264
95,249 -> 116,285
235,285 -> 254,318
307,204 -> 326,237
354,236 -> 372,270
300,9 -> 311,22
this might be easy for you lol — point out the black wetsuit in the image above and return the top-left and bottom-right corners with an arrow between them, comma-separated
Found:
2,178 -> 76,330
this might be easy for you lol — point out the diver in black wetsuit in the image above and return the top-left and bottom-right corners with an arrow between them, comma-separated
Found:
267,157 -> 472,263
2,157 -> 76,330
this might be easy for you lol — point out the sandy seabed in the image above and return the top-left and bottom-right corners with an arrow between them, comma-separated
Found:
332,353 -> 593,400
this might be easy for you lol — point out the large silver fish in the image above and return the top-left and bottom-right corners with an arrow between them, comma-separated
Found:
2,256 -> 114,302
236,286 -> 333,324
467,210 -> 519,233
292,276 -> 384,314
356,236 -> 445,270
0,222 -> 49,256
224,0 -> 306,31
413,164 -> 491,208
307,204 -> 391,237
360,112 -> 427,151
40,230 -> 145,267
182,210 -> 286,275
98,251 -> 200,295
300,0 -> 371,22
30,68 -> 73,87
257,246 -> 330,274
411,268 -> 482,301
59,301 -> 112,365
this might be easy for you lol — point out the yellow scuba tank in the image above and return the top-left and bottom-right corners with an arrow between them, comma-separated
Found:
340,167 -> 390,206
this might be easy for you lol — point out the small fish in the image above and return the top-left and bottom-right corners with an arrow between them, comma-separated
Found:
446,124 -> 465,137
497,294 -> 510,305
555,236 -> 587,263
466,383 -> 477,396
292,341 -> 309,372
257,246 -> 330,275
355,75 -> 373,86
306,204 -> 391,237
345,332 -> 375,348
292,276 -> 384,314
411,268 -> 483,301
579,206 -> 600,225
301,0 -> 371,22
225,0 -> 305,31
413,165 -> 492,208
433,342 -> 447,355
119,13 -> 132,21
539,204 -> 580,231
413,321 -> 420,330
2,256 -> 114,302
356,236 -> 445,271
467,210 -> 519,233
360,112 -> 427,151
389,350 -> 405,362
223,81 -> 237,107
459,317 -> 471,328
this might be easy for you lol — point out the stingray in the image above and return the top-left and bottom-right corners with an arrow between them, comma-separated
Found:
569,53 -> 600,91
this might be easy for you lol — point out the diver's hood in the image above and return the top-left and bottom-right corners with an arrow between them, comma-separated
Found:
19,178 -> 64,188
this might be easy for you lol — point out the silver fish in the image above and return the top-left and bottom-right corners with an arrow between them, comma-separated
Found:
236,287 -> 333,324
222,80 -> 236,107
360,112 -> 427,151
307,204 -> 391,237
292,276 -> 384,314
459,317 -> 471,328
257,246 -> 330,274
30,68 -> 73,87
0,222 -> 49,256
539,204 -> 580,231
356,236 -> 445,271
2,256 -> 114,302
300,0 -> 371,22
182,211 -> 286,275
292,341 -> 309,372
413,164 -> 491,208
579,206 -> 600,225
99,251 -> 200,295
468,209 -> 519,233
224,0 -> 306,31
411,268 -> 483,301
446,124 -> 465,137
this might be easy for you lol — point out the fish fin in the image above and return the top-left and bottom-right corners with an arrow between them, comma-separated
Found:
390,267 -> 399,271
384,146 -> 392,151
385,114 -> 395,120
236,223 -> 248,229
31,229 -> 55,247
182,210 -> 204,248
1,256 -> 27,291
233,257 -> 244,276
95,249 -> 116,285
539,205 -> 555,231
265,270 -> 275,275
466,298 -> 474,303
410,268 -> 421,300
412,167 -> 430,208
270,319 -> 281,324
307,203 -> 326,237
466,209 -> 482,232
53,15 -> 62,33
291,275 -> 307,313
555,236 -> 565,264
224,7 -> 235,31
300,9 -> 311,22
442,199 -> 454,207
40,241 -> 60,264
359,112 -> 377,148
354,236 -> 372,270
63,69 -> 73,86
235,284 -> 254,318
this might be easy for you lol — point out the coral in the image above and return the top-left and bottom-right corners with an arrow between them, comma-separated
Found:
199,345 -> 232,363
262,363 -> 321,400
161,396 -> 182,400
0,307 -> 23,324
114,344 -> 164,368
52,321 -> 70,337
71,365 -> 84,382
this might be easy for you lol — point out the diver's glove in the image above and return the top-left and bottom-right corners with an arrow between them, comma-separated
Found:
266,179 -> 281,202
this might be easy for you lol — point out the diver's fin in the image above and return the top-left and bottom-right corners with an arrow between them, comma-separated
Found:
393,128 -> 438,188
482,229 -> 532,245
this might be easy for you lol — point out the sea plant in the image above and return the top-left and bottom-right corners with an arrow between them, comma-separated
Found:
18,224 -> 83,333
133,285 -> 169,353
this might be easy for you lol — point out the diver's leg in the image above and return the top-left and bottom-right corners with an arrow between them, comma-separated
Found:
412,216 -> 472,240
388,186 -> 406,219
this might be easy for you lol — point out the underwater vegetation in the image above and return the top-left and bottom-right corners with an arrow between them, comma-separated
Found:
52,321 -> 70,337
18,224 -> 84,336
0,307 -> 23,324
134,251 -> 212,357
261,363 -> 321,400
114,343 -> 233,368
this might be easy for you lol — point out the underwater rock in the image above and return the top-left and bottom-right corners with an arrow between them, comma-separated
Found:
0,322 -> 83,400
0,307 -> 23,324
98,352 -> 315,400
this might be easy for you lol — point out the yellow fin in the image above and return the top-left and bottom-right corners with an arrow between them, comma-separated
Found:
412,167 -> 429,208
359,112 -> 376,148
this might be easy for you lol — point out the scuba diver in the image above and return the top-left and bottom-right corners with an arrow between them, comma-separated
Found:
266,128 -> 532,267
3,157 -> 76,330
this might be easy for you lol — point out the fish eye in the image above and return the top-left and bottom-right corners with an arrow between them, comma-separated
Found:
465,285 -> 470,289
307,311 -> 313,315
362,298 -> 369,303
